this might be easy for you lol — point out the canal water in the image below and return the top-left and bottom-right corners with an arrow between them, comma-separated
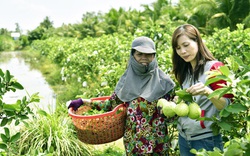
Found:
0,51 -> 56,113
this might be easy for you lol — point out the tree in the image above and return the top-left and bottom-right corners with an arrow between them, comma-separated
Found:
15,23 -> 21,34
27,16 -> 54,42
39,16 -> 54,29
187,0 -> 250,34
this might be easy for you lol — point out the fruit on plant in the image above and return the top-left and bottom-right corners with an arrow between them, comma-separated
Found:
188,102 -> 201,119
157,99 -> 176,117
157,98 -> 165,108
163,101 -> 176,117
175,102 -> 189,117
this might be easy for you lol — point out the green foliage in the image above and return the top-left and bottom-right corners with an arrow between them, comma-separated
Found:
206,54 -> 249,136
187,0 -> 250,33
205,24 -> 250,62
18,35 -> 30,48
0,69 -> 40,155
92,146 -> 124,156
202,52 -> 250,154
0,35 -> 16,51
191,136 -> 250,156
17,109 -> 91,156
27,16 -> 54,43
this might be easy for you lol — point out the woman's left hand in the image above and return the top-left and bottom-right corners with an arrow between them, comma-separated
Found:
186,82 -> 212,96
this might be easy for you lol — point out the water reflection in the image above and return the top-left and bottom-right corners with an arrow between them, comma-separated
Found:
0,51 -> 56,113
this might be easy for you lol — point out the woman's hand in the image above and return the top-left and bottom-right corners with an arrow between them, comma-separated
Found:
68,98 -> 83,111
186,82 -> 212,96
67,98 -> 92,111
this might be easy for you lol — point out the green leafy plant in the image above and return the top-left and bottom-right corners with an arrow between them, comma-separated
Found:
17,109 -> 91,155
91,145 -> 124,156
199,54 -> 250,155
82,109 -> 105,116
0,69 -> 39,155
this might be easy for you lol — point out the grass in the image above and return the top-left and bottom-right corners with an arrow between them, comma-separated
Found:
90,138 -> 125,156
16,108 -> 92,156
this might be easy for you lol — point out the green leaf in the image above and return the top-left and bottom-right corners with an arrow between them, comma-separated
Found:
11,82 -> 24,90
37,109 -> 48,116
225,103 -> 248,113
5,70 -> 11,82
218,66 -> 230,77
0,69 -> 4,77
10,132 -> 20,142
0,142 -> 7,150
238,79 -> 250,86
0,118 -> 8,126
224,145 -> 243,156
216,75 -> 231,83
207,150 -> 223,156
190,149 -> 197,154
245,116 -> 250,121
217,121 -> 231,131
3,103 -> 21,111
220,109 -> 231,117
30,92 -> 41,103
233,56 -> 244,66
0,134 -> 9,142
4,127 -> 10,138
205,77 -> 222,86
175,89 -> 193,102
15,119 -> 20,126
207,88 -> 230,99
243,52 -> 250,60
205,74 -> 231,86
20,115 -> 29,120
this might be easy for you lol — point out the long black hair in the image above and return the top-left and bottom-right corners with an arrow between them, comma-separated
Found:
171,24 -> 215,85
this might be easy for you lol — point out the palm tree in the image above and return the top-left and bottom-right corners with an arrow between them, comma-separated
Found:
101,8 -> 127,34
187,0 -> 250,34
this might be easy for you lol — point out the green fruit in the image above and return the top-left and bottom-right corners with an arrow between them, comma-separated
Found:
162,101 -> 176,117
175,102 -> 189,117
188,102 -> 201,119
157,98 -> 165,108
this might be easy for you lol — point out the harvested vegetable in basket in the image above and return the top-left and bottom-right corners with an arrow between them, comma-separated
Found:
82,109 -> 105,116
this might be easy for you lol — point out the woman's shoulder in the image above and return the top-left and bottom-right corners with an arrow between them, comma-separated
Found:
205,60 -> 224,70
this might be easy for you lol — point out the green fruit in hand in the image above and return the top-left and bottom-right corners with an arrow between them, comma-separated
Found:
188,102 -> 201,119
162,101 -> 176,117
175,102 -> 189,117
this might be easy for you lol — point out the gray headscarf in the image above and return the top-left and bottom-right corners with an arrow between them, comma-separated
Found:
114,36 -> 175,102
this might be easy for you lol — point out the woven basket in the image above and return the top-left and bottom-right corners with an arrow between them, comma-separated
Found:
68,96 -> 127,144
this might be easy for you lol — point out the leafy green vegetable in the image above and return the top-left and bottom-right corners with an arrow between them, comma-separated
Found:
82,109 -> 105,116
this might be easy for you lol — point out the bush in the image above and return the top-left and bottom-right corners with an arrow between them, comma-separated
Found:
0,35 -> 16,51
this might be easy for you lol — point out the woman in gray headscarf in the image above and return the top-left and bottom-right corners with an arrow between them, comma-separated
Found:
69,36 -> 175,155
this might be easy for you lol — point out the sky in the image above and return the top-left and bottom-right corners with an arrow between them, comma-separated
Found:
0,0 -> 159,32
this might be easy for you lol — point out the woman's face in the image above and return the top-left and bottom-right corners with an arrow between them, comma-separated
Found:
176,35 -> 198,69
133,50 -> 155,66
